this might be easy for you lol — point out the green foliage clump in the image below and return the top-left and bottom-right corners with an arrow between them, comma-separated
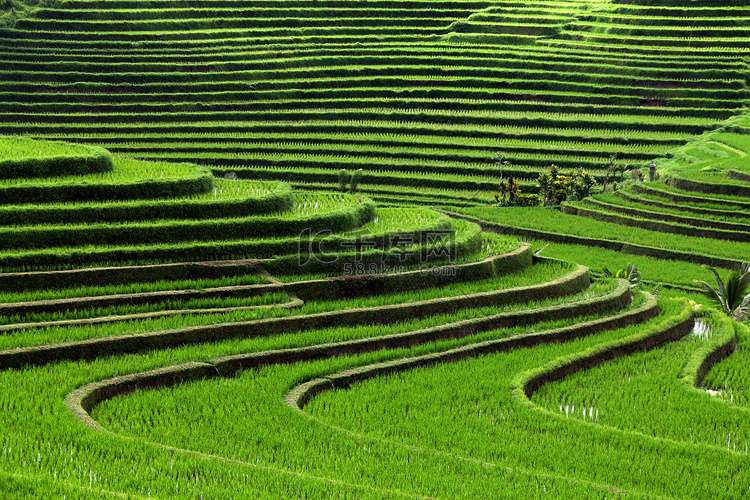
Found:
338,169 -> 350,192
496,192 -> 539,207
350,168 -> 363,194
538,165 -> 595,206
338,169 -> 364,193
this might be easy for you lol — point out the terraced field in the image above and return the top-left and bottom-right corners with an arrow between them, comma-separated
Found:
1,0 -> 750,498
448,117 -> 750,289
0,133 -> 744,498
0,0 -> 747,204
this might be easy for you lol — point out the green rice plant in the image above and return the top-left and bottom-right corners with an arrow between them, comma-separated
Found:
0,334 -> 655,499
0,104 -> 718,130
92,134 -> 673,161
531,309 -> 745,450
0,156 -> 213,204
0,179 -> 291,225
0,2 -> 747,496
457,206 -> 749,263
276,231 -> 519,282
631,182 -> 750,210
211,164 -> 509,192
0,195 -> 373,250
523,236 -> 723,290
703,321 -> 750,406
0,155 -> 198,187
562,199 -> 750,242
9,93 -> 733,122
298,300 -> 740,499
81,287 -> 634,499
605,190 -> 750,223
0,259 -> 579,350
298,259 -> 578,315
86,297 -> 730,499
0,135 -> 112,179
0,273 -> 268,304
1,119 -> 694,144
0,192 -> 373,250
0,292 -> 293,328
0,199 -> 373,271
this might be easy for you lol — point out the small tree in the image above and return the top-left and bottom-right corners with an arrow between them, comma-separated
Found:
568,168 -> 595,201
492,151 -> 508,181
492,151 -> 512,200
338,169 -> 350,192
537,170 -> 553,205
537,165 -> 561,206
551,172 -> 569,205
614,163 -> 625,183
506,175 -> 518,203
693,263 -> 750,322
350,169 -> 363,193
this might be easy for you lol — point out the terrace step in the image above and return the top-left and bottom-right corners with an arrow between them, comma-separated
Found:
0,179 -> 294,225
0,0 -> 745,212
561,198 -> 750,242
615,187 -> 750,219
0,0 -> 748,498
0,258 -> 596,362
0,194 -> 374,250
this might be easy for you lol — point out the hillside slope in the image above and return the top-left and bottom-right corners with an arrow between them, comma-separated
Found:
0,0 -> 747,204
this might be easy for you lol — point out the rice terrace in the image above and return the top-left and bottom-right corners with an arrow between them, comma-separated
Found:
0,0 -> 750,497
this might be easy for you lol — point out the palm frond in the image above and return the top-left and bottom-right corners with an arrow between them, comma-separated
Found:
702,265 -> 728,306
693,279 -> 729,313
736,293 -> 750,322
695,262 -> 750,322
737,267 -> 750,294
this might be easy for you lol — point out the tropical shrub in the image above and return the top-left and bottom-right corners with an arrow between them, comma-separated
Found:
493,174 -> 538,207
497,193 -> 539,208
538,165 -> 595,206
568,168 -> 596,201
